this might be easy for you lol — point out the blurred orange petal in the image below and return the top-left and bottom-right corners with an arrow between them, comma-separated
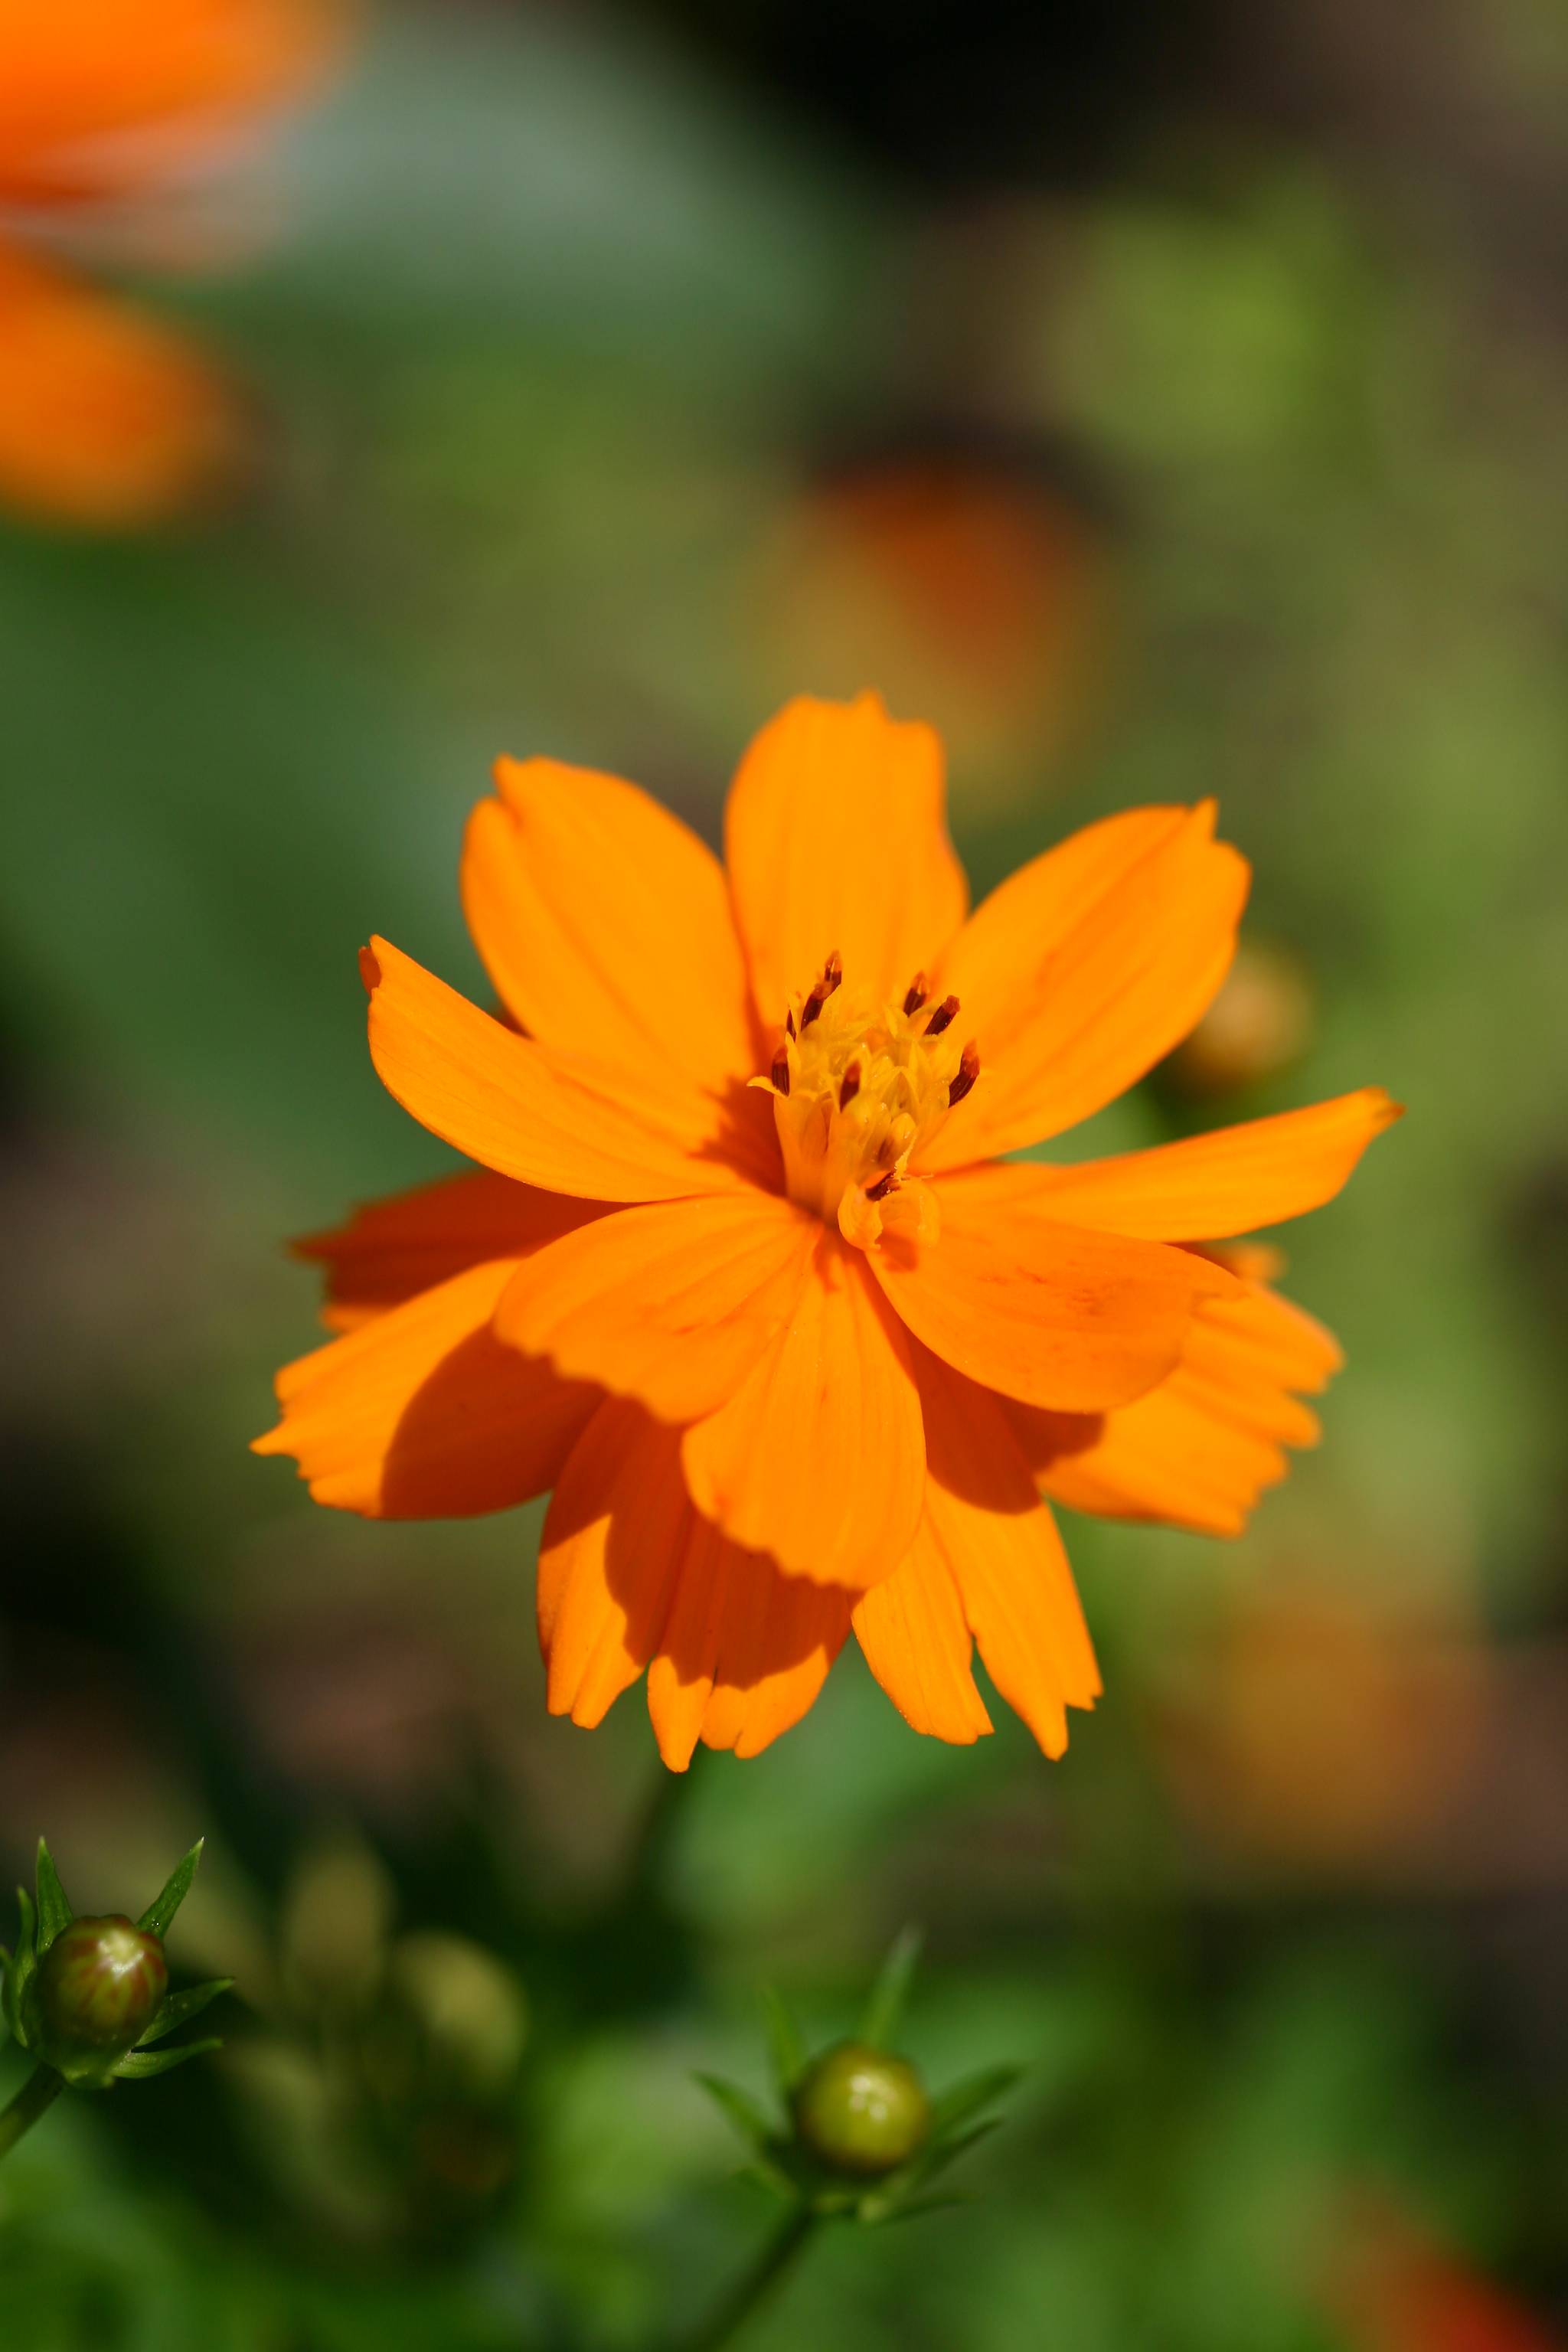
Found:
0,0 -> 342,201
0,238 -> 240,526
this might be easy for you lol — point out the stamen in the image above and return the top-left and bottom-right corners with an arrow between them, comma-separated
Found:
785,1009 -> 796,1040
770,1043 -> 791,1095
924,993 -> 960,1038
903,972 -> 929,1018
865,1171 -> 898,1203
800,950 -> 844,1030
838,1060 -> 861,1111
946,1042 -> 980,1107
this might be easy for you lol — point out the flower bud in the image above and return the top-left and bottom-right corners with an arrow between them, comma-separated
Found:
792,2039 -> 932,2177
1166,942 -> 1314,1099
38,1915 -> 168,2069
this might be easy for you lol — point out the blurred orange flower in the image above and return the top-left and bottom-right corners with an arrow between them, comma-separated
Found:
0,0 -> 338,527
257,694 -> 1400,1769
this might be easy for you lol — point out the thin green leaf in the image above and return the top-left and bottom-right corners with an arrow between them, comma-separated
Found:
694,2072 -> 777,2155
112,2036 -> 221,2080
136,1839 -> 204,1939
34,1841 -> 72,1953
760,1987 -> 805,2098
929,2063 -> 1022,2136
907,2118 -> 1002,2190
859,1924 -> 923,2052
734,2158 -> 800,2204
5,1892 -> 38,2047
136,1978 -> 234,2048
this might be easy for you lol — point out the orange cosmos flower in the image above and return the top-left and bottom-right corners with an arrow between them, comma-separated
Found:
256,694 -> 1400,1770
0,0 -> 338,528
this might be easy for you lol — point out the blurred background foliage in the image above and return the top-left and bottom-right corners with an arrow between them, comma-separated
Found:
2,1 -> 1568,2345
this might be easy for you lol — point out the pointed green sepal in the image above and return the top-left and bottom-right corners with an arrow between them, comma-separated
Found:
760,1987 -> 805,2099
929,2063 -> 1022,2137
111,2035 -> 222,2081
694,2072 -> 778,2156
859,1924 -> 923,2053
33,1841 -> 74,1955
136,1978 -> 234,2048
5,1890 -> 40,2047
904,2116 -> 1002,2190
734,2157 -> 801,2204
136,1840 -> 204,1940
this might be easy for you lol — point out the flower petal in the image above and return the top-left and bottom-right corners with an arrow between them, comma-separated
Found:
1007,1089 -> 1403,1240
852,1537 -> 993,1746
494,1191 -> 817,1423
1008,1279 -> 1342,1537
253,1258 -> 596,1517
0,0 -> 340,199
681,1232 -> 924,1589
922,802 -> 1249,1166
916,1348 -> 1099,1756
867,1173 -> 1235,1413
296,1171 -> 610,1331
724,692 -> 969,1021
537,1397 -> 690,1730
537,1398 -> 854,1768
648,1513 -> 854,1769
0,240 -> 240,528
361,936 -> 766,1201
462,759 -> 759,1094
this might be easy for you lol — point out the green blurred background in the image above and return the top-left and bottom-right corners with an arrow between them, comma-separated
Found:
3,2 -> 1567,2344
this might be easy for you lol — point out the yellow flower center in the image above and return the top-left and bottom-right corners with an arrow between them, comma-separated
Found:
756,955 -> 978,1250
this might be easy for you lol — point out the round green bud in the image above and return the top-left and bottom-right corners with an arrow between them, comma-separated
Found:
792,2040 -> 932,2177
38,1915 -> 168,2063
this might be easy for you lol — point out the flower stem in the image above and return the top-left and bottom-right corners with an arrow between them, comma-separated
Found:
675,2207 -> 821,2352
0,2063 -> 63,2163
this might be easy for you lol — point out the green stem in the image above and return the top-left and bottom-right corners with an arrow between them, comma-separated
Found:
675,2207 -> 821,2352
0,2064 -> 63,2162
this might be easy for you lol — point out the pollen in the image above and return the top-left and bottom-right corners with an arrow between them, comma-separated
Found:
754,956 -> 980,1250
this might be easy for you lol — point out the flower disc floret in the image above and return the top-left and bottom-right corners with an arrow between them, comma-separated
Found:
760,954 -> 979,1247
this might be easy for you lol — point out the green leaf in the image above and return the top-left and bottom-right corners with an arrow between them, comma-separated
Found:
906,2118 -> 1002,2190
760,1987 -> 805,2098
136,1840 -> 204,1940
734,2158 -> 800,2204
34,1841 -> 73,1954
136,1978 -> 234,2048
5,1890 -> 39,2047
859,1924 -> 923,2053
929,2063 -> 1022,2137
694,2072 -> 778,2155
111,2036 -> 222,2081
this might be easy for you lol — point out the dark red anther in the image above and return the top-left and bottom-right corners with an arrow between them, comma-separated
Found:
946,1042 -> 980,1107
771,1044 -> 791,1095
924,994 -> 960,1038
838,1061 -> 861,1111
801,950 -> 844,1030
903,972 -> 929,1018
865,1171 -> 898,1203
785,1008 -> 796,1040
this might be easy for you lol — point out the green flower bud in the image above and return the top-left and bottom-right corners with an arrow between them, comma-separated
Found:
38,1915 -> 168,2074
792,2040 -> 932,2177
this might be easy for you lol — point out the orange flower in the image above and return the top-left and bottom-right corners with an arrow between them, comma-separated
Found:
256,694 -> 1400,1770
0,0 -> 338,527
